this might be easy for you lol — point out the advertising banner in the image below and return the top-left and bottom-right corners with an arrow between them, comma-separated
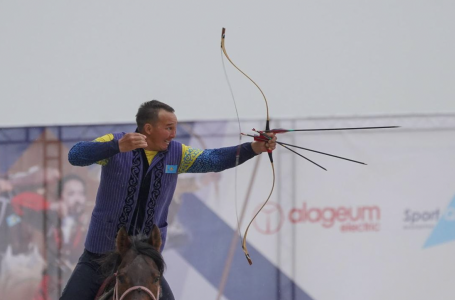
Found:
0,115 -> 454,300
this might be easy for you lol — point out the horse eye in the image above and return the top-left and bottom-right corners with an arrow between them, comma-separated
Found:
153,276 -> 160,284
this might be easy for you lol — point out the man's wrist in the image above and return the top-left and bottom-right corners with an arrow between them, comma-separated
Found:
250,141 -> 262,155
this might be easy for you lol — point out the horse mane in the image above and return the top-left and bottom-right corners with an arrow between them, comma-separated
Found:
97,234 -> 166,278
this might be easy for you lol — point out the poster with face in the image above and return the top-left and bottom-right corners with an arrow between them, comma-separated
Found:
0,128 -> 102,300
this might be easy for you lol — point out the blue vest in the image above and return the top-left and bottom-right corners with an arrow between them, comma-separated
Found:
85,132 -> 182,254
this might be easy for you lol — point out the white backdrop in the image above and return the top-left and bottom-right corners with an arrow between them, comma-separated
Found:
165,115 -> 455,300
1,1 -> 455,127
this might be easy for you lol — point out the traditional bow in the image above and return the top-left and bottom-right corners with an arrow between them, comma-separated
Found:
220,28 -> 399,266
220,28 -> 274,265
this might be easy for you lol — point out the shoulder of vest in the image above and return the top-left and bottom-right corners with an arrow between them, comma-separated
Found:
112,132 -> 127,140
169,140 -> 182,147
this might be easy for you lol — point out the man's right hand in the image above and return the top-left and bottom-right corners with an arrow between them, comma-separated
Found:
118,133 -> 148,152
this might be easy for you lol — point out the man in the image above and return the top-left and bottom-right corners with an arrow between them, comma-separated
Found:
55,174 -> 88,275
61,100 -> 276,300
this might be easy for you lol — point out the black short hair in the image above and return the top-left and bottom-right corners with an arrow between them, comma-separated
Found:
57,174 -> 85,199
136,100 -> 175,130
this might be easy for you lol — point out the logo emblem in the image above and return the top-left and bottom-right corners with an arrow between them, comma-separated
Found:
424,195 -> 455,248
253,202 -> 284,235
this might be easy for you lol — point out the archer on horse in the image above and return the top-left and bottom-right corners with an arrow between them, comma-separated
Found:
61,100 -> 276,300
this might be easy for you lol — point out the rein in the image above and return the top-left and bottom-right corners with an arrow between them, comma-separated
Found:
112,273 -> 160,300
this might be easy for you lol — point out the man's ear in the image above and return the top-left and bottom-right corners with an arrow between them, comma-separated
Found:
143,123 -> 154,135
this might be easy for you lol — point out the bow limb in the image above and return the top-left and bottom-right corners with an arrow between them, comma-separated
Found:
221,27 -> 275,265
241,165 -> 275,264
221,28 -> 271,127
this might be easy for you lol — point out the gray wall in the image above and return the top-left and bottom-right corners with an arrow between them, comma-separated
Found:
1,0 -> 454,127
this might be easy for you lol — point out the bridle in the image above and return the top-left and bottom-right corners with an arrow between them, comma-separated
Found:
112,272 -> 160,300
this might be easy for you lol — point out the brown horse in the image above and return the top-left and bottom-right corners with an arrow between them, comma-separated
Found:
97,225 -> 165,300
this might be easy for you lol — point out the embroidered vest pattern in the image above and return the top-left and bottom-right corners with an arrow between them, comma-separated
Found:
143,156 -> 164,235
117,149 -> 142,230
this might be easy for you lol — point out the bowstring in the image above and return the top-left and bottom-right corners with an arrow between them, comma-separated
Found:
220,47 -> 243,240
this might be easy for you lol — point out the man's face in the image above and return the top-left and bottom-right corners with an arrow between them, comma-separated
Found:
62,179 -> 86,216
145,110 -> 178,151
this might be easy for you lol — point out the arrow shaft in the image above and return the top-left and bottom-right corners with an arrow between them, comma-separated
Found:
263,126 -> 399,133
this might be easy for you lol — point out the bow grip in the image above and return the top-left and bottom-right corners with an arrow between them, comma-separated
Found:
253,135 -> 273,154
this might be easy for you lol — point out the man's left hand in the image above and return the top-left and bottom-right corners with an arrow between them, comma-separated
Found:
251,133 -> 277,155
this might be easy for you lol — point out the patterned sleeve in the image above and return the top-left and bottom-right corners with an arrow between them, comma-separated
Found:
93,134 -> 115,166
94,134 -> 114,143
178,144 -> 203,174
68,134 -> 120,167
178,142 -> 258,174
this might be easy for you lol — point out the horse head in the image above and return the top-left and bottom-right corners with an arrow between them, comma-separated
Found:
112,224 -> 165,300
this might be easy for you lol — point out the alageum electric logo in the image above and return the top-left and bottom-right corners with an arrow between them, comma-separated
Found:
289,202 -> 381,232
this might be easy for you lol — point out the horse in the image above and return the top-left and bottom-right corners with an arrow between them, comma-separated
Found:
96,225 -> 165,300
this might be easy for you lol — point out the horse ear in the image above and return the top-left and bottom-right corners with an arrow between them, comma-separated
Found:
116,227 -> 131,255
148,224 -> 162,251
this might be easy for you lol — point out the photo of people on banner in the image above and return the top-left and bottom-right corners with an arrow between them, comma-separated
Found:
0,125 -> 220,300
0,164 -> 90,299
